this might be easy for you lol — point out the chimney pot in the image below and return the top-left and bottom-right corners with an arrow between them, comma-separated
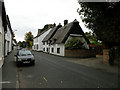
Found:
53,23 -> 56,27
37,29 -> 42,35
64,20 -> 68,26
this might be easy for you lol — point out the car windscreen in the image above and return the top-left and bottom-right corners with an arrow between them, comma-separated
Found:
18,50 -> 32,56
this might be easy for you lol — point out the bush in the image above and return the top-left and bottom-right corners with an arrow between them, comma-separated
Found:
65,38 -> 85,50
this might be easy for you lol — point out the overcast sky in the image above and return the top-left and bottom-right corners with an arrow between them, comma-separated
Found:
4,0 -> 90,42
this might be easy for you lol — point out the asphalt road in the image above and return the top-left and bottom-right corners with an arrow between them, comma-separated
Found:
2,50 -> 118,88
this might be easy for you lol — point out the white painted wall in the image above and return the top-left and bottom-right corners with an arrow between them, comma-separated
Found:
33,37 -> 39,51
43,42 -> 48,52
48,44 -> 65,56
5,25 -> 12,56
0,16 -> 4,68
37,28 -> 52,51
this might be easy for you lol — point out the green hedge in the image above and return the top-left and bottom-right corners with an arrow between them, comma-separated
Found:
65,38 -> 85,50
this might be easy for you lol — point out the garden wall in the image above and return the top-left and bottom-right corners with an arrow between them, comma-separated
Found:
65,49 -> 96,58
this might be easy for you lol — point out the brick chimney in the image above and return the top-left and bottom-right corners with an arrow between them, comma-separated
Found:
64,20 -> 68,26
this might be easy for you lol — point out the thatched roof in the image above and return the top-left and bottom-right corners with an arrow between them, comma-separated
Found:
50,19 -> 90,44
42,24 -> 62,42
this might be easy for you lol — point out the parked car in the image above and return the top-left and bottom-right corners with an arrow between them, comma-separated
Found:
14,50 -> 35,66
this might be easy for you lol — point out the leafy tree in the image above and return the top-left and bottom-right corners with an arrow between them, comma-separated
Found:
65,38 -> 85,50
22,41 -> 27,48
18,41 -> 22,48
24,32 -> 34,48
85,32 -> 102,45
78,1 -> 120,48
18,41 -> 27,48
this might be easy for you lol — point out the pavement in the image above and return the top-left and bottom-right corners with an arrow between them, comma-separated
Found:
65,55 -> 118,74
0,59 -> 3,68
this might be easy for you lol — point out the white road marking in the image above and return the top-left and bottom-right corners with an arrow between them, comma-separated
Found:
43,77 -> 48,82
61,81 -> 63,84
0,81 -> 11,84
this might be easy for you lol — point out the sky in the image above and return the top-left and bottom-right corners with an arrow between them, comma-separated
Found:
4,0 -> 90,42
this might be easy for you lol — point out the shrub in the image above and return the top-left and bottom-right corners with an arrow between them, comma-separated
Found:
65,38 -> 85,50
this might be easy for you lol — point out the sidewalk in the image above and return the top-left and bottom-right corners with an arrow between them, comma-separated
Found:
0,59 -> 3,68
66,55 -> 118,74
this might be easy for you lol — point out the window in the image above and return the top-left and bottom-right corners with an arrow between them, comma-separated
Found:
19,50 -> 32,56
47,48 -> 49,52
36,45 -> 38,50
43,42 -> 45,45
51,48 -> 54,53
43,48 -> 45,51
57,48 -> 60,54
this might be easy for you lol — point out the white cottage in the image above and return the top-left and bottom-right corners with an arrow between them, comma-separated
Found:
5,15 -> 13,56
43,20 -> 90,56
42,24 -> 62,53
0,1 -> 7,67
33,28 -> 52,51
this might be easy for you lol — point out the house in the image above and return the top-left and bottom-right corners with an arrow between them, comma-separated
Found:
42,24 -> 62,53
5,15 -> 14,56
0,0 -> 7,67
43,19 -> 91,57
33,24 -> 55,51
33,29 -> 52,51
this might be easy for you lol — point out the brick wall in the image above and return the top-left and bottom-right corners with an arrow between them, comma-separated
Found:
95,45 -> 103,55
103,49 -> 110,65
65,49 -> 96,58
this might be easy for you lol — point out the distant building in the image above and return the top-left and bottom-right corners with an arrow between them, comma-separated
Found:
0,1 -> 7,68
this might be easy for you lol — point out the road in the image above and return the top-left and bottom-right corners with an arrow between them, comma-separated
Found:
2,50 -> 118,88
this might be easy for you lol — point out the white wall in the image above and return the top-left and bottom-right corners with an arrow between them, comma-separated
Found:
37,28 -> 52,51
0,17 -> 3,61
0,16 -> 4,68
5,25 -> 12,56
43,42 -> 48,52
49,44 -> 65,56
33,37 -> 39,51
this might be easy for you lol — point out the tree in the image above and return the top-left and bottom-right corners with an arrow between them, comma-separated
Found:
18,41 -> 22,48
24,32 -> 34,49
18,41 -> 27,48
78,1 -> 120,48
85,32 -> 102,45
